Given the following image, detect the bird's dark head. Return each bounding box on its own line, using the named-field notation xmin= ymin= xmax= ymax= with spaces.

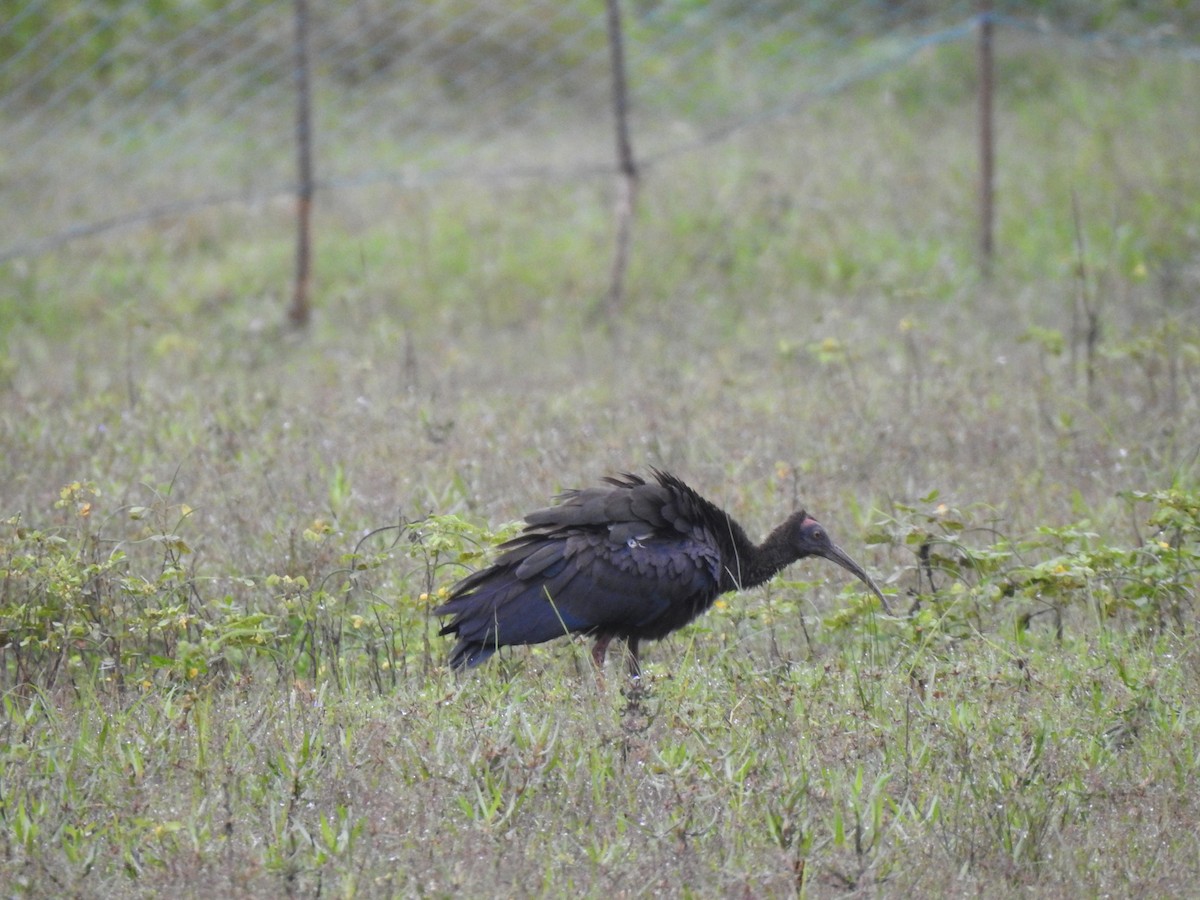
xmin=787 ymin=511 xmax=891 ymax=613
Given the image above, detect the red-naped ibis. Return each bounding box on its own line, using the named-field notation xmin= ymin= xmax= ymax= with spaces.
xmin=436 ymin=469 xmax=888 ymax=675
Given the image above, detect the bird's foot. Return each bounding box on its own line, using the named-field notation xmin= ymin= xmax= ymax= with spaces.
xmin=620 ymin=673 xmax=651 ymax=707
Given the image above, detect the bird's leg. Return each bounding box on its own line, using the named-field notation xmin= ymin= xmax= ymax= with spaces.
xmin=591 ymin=634 xmax=614 ymax=670
xmin=626 ymin=638 xmax=642 ymax=680
xmin=620 ymin=638 xmax=648 ymax=708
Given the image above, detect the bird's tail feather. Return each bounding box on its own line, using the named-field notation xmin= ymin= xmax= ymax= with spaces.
xmin=449 ymin=640 xmax=497 ymax=669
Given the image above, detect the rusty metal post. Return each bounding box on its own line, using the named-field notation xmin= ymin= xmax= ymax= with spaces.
xmin=978 ymin=0 xmax=995 ymax=274
xmin=289 ymin=0 xmax=314 ymax=327
xmin=604 ymin=0 xmax=638 ymax=321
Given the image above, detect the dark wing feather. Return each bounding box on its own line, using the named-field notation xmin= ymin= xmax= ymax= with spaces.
xmin=629 ymin=484 xmax=669 ymax=527
xmin=435 ymin=470 xmax=726 ymax=667
xmin=572 ymin=531 xmax=722 ymax=638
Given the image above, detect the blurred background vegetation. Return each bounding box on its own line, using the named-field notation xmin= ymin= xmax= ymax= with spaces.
xmin=4 ymin=0 xmax=1199 ymax=101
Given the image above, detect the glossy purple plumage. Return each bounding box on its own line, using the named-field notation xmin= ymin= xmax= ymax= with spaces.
xmin=435 ymin=469 xmax=887 ymax=673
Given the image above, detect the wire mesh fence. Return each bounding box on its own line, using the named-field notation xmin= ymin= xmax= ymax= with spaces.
xmin=2 ymin=1 xmax=1198 ymax=303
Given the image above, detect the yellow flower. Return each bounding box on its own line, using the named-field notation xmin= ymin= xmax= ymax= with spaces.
xmin=819 ymin=336 xmax=844 ymax=356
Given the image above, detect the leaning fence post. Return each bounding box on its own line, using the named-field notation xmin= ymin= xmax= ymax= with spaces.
xmin=603 ymin=0 xmax=638 ymax=322
xmin=978 ymin=0 xmax=995 ymax=274
xmin=289 ymin=0 xmax=314 ymax=327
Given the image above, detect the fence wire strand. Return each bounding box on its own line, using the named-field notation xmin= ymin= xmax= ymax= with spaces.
xmin=1 ymin=0 xmax=1198 ymax=264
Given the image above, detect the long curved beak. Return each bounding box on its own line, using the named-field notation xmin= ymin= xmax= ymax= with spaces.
xmin=822 ymin=544 xmax=891 ymax=613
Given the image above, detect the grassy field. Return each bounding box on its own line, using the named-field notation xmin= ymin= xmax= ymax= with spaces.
xmin=2 ymin=37 xmax=1200 ymax=897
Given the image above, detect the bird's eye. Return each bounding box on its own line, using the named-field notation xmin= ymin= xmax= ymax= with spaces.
xmin=811 ymin=529 xmax=824 ymax=541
